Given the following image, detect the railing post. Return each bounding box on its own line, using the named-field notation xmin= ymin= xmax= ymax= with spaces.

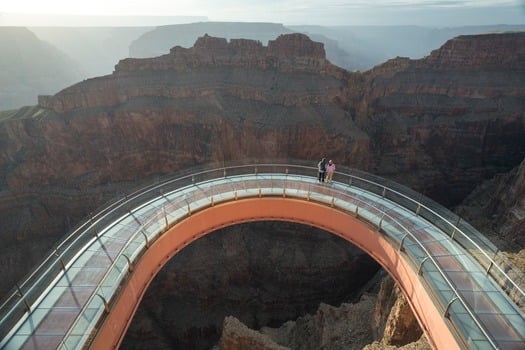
xmin=486 ymin=261 xmax=494 ymax=275
xmin=54 ymin=250 xmax=66 ymax=271
xmin=378 ymin=213 xmax=385 ymax=231
xmin=418 ymin=256 xmax=430 ymax=275
xmin=382 ymin=187 xmax=386 ymax=198
xmin=91 ymin=216 xmax=99 ymax=237
xmin=163 ymin=207 xmax=169 ymax=228
xmin=122 ymin=254 xmax=134 ymax=273
xmin=15 ymin=284 xmax=31 ymax=313
xmin=399 ymin=233 xmax=408 ymax=252
xmin=451 ymin=216 xmax=461 ymax=239
xmin=141 ymin=231 xmax=150 ymax=248
xmin=95 ymin=293 xmax=110 ymax=313
xmin=191 ymin=175 xmax=195 ymax=184
xmin=450 ymin=227 xmax=457 ymax=240
xmin=486 ymin=250 xmax=499 ymax=275
xmin=444 ymin=297 xmax=459 ymax=318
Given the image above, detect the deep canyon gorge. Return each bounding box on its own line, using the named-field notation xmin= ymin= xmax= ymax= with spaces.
xmin=0 ymin=31 xmax=524 ymax=349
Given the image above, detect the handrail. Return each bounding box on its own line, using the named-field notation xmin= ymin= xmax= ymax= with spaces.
xmin=345 ymin=170 xmax=525 ymax=304
xmin=57 ymin=171 xmax=499 ymax=349
xmin=0 ymin=162 xmax=522 ymax=348
xmin=59 ymin=213 xmax=164 ymax=348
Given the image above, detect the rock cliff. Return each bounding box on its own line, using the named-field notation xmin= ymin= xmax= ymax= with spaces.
xmin=456 ymin=156 xmax=525 ymax=273
xmin=213 ymin=275 xmax=430 ymax=350
xmin=0 ymin=31 xmax=524 ymax=349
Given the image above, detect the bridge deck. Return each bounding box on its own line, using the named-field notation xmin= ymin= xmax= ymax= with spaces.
xmin=1 ymin=170 xmax=524 ymax=349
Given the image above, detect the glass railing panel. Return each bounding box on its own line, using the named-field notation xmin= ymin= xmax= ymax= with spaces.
xmin=97 ymin=259 xmax=128 ymax=300
xmin=141 ymin=217 xmax=168 ymax=236
xmin=58 ymin=335 xmax=83 ymax=350
xmin=400 ymin=240 xmax=427 ymax=265
xmin=10 ymin=308 xmax=48 ymax=336
xmin=416 ymin=207 xmax=455 ymax=237
xmin=450 ymin=234 xmax=491 ymax=271
xmin=18 ymin=265 xmax=63 ymax=307
xmin=350 ymin=177 xmax=384 ymax=197
xmin=121 ymin=239 xmax=146 ymax=260
xmin=0 ymin=301 xmax=26 ymax=341
xmin=503 ymin=314 xmax=525 ymax=338
xmin=446 ymin=302 xmax=490 ymax=347
xmin=383 ymin=190 xmax=419 ymax=213
xmin=60 ymin=295 xmax=105 ymax=350
xmin=377 ymin=217 xmax=407 ymax=242
xmin=457 ymin=223 xmax=498 ymax=255
xmin=420 ymin=268 xmax=456 ymax=307
xmin=132 ymin=195 xmax=170 ymax=214
xmin=486 ymin=261 xmax=525 ymax=309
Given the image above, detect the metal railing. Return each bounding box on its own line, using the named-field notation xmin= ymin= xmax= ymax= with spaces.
xmin=0 ymin=162 xmax=523 ymax=349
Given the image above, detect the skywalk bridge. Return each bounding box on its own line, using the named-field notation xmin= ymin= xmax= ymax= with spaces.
xmin=0 ymin=163 xmax=523 ymax=349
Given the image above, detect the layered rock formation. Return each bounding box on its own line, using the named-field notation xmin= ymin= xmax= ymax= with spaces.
xmin=456 ymin=156 xmax=525 ymax=271
xmin=0 ymin=31 xmax=524 ymax=348
xmin=213 ymin=275 xmax=430 ymax=350
xmin=354 ymin=32 xmax=525 ymax=204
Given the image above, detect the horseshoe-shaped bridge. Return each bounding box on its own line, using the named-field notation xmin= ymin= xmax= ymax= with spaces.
xmin=0 ymin=164 xmax=523 ymax=349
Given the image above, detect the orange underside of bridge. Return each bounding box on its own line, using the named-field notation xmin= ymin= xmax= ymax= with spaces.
xmin=90 ymin=197 xmax=460 ymax=350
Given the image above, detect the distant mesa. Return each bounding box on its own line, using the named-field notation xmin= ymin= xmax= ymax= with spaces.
xmin=38 ymin=33 xmax=343 ymax=114
xmin=118 ymin=33 xmax=327 ymax=71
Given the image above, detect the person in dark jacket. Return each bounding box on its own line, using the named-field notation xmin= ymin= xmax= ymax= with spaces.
xmin=318 ymin=157 xmax=327 ymax=182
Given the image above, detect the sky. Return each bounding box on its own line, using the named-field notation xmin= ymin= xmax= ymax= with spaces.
xmin=1 ymin=0 xmax=524 ymax=26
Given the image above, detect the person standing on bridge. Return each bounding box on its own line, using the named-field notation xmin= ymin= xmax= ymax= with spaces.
xmin=325 ymin=159 xmax=336 ymax=183
xmin=318 ymin=157 xmax=327 ymax=182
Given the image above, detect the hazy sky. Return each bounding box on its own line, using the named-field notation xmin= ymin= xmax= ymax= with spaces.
xmin=1 ymin=0 xmax=524 ymax=26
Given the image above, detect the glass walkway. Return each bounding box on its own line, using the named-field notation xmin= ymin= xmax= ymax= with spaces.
xmin=0 ymin=164 xmax=523 ymax=349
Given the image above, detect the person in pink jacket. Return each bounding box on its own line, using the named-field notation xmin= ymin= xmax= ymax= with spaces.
xmin=325 ymin=159 xmax=336 ymax=183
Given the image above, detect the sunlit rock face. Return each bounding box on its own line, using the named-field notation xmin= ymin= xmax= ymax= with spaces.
xmin=0 ymin=31 xmax=523 ymax=347
xmin=210 ymin=274 xmax=430 ymax=350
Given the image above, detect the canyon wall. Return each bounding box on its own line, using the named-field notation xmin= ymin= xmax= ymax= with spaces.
xmin=0 ymin=31 xmax=524 ymax=348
